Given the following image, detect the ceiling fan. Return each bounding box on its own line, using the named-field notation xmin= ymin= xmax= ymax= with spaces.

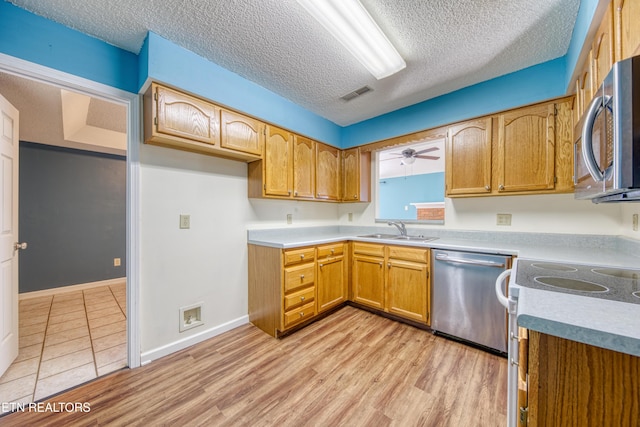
xmin=384 ymin=147 xmax=440 ymax=165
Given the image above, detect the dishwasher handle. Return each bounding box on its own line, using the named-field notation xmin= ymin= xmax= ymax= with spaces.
xmin=495 ymin=269 xmax=512 ymax=309
xmin=435 ymin=253 xmax=505 ymax=268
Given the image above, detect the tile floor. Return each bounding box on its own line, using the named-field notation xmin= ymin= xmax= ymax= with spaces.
xmin=0 ymin=283 xmax=127 ymax=408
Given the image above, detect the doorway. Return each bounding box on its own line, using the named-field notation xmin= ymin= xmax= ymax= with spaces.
xmin=0 ymin=55 xmax=140 ymax=406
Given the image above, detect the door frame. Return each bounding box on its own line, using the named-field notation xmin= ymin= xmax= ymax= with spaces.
xmin=0 ymin=52 xmax=141 ymax=369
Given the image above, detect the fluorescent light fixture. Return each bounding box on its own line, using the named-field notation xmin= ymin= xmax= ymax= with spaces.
xmin=297 ymin=0 xmax=406 ymax=79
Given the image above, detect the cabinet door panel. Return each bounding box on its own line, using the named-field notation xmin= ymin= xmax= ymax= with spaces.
xmin=317 ymin=256 xmax=346 ymax=313
xmin=593 ymin=2 xmax=615 ymax=89
xmin=616 ymin=0 xmax=640 ymax=60
xmin=220 ymin=109 xmax=265 ymax=155
xmin=156 ymin=85 xmax=219 ymax=144
xmin=387 ymin=259 xmax=428 ymax=323
xmin=342 ymin=148 xmax=360 ymax=201
xmin=446 ymin=118 xmax=492 ymax=195
xmin=316 ymin=143 xmax=340 ymax=200
xmin=293 ymin=136 xmax=315 ymax=199
xmin=352 ymin=255 xmax=385 ymax=310
xmin=264 ymin=125 xmax=293 ymax=197
xmin=497 ymin=103 xmax=555 ymax=192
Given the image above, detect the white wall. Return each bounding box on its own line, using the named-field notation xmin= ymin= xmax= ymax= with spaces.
xmin=621 ymin=203 xmax=640 ymax=239
xmin=339 ymin=159 xmax=627 ymax=236
xmin=139 ymin=144 xmax=338 ymax=357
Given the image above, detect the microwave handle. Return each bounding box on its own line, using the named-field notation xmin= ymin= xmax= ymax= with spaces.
xmin=581 ymin=95 xmax=607 ymax=182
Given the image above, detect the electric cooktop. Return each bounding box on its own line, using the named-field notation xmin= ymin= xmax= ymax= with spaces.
xmin=515 ymin=259 xmax=640 ymax=304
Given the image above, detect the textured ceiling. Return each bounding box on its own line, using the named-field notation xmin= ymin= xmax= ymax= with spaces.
xmin=9 ymin=0 xmax=580 ymax=126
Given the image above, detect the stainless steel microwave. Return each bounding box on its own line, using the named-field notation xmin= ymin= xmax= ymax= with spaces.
xmin=574 ymin=55 xmax=640 ymax=203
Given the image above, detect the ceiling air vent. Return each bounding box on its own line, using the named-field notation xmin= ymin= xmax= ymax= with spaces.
xmin=340 ymin=85 xmax=373 ymax=102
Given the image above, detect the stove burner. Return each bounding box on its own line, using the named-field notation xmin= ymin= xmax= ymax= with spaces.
xmin=534 ymin=276 xmax=609 ymax=293
xmin=531 ymin=263 xmax=578 ymax=272
xmin=591 ymin=268 xmax=640 ymax=280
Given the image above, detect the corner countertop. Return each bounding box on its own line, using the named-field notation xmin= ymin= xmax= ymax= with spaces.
xmin=248 ymin=225 xmax=640 ymax=356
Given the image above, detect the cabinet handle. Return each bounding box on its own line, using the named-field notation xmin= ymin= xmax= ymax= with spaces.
xmin=379 ymin=262 xmax=383 ymax=267
xmin=300 ymin=274 xmax=305 ymax=279
xmin=330 ymin=249 xmax=335 ymax=254
xmin=499 ymin=184 xmax=505 ymax=191
xmin=485 ymin=185 xmax=490 ymax=191
xmin=301 ymin=296 xmax=305 ymax=301
xmin=387 ymin=262 xmax=391 ymax=268
xmin=288 ymin=190 xmax=291 ymax=195
xmin=319 ymin=264 xmax=324 ymax=268
xmin=300 ymin=254 xmax=305 ymax=259
xmin=300 ymin=312 xmax=304 ymax=317
xmin=294 ymin=191 xmax=298 ymax=196
xmin=353 ymin=195 xmax=357 ymax=199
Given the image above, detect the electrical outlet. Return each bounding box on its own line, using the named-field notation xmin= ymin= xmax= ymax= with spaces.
xmin=633 ymin=214 xmax=638 ymax=231
xmin=287 ymin=213 xmax=292 ymax=224
xmin=496 ymin=213 xmax=512 ymax=226
xmin=179 ymin=303 xmax=204 ymax=332
xmin=179 ymin=214 xmax=190 ymax=229
xmin=348 ymin=212 xmax=353 ymax=222
xmin=113 ymin=258 xmax=121 ymax=267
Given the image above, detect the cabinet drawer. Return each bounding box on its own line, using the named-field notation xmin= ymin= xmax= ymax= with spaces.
xmin=317 ymin=243 xmax=344 ymax=259
xmin=388 ymin=246 xmax=429 ymax=264
xmin=284 ymin=301 xmax=316 ymax=329
xmin=284 ymin=248 xmax=315 ymax=266
xmin=352 ymin=242 xmax=385 ymax=257
xmin=284 ymin=263 xmax=315 ymax=293
xmin=284 ymin=287 xmax=315 ymax=311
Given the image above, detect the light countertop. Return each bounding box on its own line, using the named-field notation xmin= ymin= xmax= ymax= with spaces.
xmin=248 ymin=225 xmax=640 ymax=356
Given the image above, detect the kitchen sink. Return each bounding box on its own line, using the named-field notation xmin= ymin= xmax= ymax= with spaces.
xmin=357 ymin=233 xmax=399 ymax=239
xmin=357 ymin=234 xmax=438 ymax=242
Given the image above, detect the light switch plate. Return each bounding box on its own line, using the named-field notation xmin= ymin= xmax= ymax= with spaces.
xmin=179 ymin=214 xmax=190 ymax=229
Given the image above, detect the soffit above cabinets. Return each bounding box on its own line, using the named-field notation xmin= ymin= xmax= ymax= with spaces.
xmin=9 ymin=0 xmax=579 ymax=126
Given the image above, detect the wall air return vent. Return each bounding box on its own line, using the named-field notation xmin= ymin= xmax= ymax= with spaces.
xmin=340 ymin=86 xmax=373 ymax=102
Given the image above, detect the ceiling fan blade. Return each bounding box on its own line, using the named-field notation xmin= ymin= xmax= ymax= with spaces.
xmin=381 ymin=155 xmax=404 ymax=161
xmin=414 ymin=147 xmax=439 ymax=154
xmin=415 ymin=155 xmax=440 ymax=160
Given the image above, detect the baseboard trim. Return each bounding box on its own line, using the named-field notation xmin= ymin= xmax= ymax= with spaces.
xmin=140 ymin=315 xmax=250 ymax=365
xmin=19 ymin=278 xmax=127 ymax=300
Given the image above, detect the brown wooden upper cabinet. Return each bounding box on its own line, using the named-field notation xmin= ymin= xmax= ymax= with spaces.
xmin=220 ymin=109 xmax=265 ymax=156
xmin=342 ymin=147 xmax=371 ymax=203
xmin=293 ymin=135 xmax=316 ymax=199
xmin=263 ymin=125 xmax=293 ymax=197
xmin=446 ymin=98 xmax=573 ymax=198
xmin=315 ymin=142 xmax=341 ymax=201
xmin=615 ymin=0 xmax=640 ymax=61
xmin=149 ymin=83 xmax=219 ymax=145
xmin=496 ymin=102 xmax=556 ymax=193
xmin=445 ymin=117 xmax=492 ymax=195
xmin=592 ymin=2 xmax=615 ymax=91
xmin=144 ymin=83 xmax=261 ymax=162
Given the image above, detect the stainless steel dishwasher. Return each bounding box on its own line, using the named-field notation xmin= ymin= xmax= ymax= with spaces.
xmin=431 ymin=249 xmax=509 ymax=353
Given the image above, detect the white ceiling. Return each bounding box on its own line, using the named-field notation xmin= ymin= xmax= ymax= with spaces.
xmin=8 ymin=0 xmax=580 ymax=126
xmin=0 ymin=72 xmax=127 ymax=155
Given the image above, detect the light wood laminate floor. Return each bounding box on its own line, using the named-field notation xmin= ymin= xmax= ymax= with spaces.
xmin=1 ymin=306 xmax=507 ymax=426
xmin=0 ymin=283 xmax=127 ymax=408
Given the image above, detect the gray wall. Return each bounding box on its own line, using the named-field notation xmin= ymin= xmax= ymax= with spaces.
xmin=19 ymin=141 xmax=126 ymax=293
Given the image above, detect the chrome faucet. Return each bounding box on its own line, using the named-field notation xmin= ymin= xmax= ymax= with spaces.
xmin=387 ymin=221 xmax=407 ymax=236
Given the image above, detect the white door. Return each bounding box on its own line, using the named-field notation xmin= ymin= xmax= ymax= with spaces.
xmin=0 ymin=93 xmax=19 ymax=377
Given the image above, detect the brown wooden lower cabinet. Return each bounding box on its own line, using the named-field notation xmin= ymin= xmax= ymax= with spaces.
xmin=248 ymin=241 xmax=431 ymax=337
xmin=526 ymin=330 xmax=640 ymax=427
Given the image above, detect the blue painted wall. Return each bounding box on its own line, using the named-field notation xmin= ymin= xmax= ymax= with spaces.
xmin=379 ymin=172 xmax=445 ymax=220
xmin=142 ymin=32 xmax=342 ymax=147
xmin=0 ymin=2 xmax=138 ymax=93
xmin=342 ymin=57 xmax=567 ymax=148
xmin=19 ymin=142 xmax=127 ymax=293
